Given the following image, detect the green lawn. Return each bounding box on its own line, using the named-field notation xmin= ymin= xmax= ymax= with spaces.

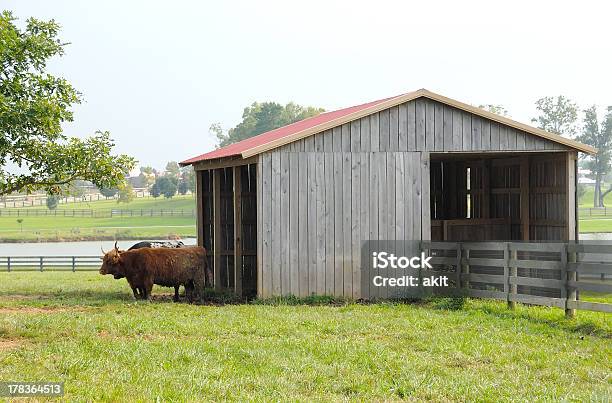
xmin=0 ymin=273 xmax=610 ymax=401
xmin=0 ymin=196 xmax=196 ymax=242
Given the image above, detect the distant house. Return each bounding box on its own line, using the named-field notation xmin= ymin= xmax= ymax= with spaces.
xmin=577 ymin=168 xmax=596 ymax=185
xmin=181 ymin=89 xmax=595 ymax=299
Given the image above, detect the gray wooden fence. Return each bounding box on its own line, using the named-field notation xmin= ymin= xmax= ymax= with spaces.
xmin=0 ymin=209 xmax=195 ymax=218
xmin=422 ymin=241 xmax=612 ymax=316
xmin=0 ymin=256 xmax=101 ymax=272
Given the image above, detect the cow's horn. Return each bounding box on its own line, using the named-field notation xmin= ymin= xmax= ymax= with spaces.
xmin=114 ymin=241 xmax=118 ymax=250
xmin=101 ymin=246 xmax=106 ymax=255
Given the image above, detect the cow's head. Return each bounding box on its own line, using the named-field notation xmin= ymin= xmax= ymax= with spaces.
xmin=99 ymin=242 xmax=124 ymax=279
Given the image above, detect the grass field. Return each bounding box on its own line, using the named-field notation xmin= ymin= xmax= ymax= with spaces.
xmin=0 ymin=195 xmax=196 ymax=242
xmin=0 ymin=273 xmax=610 ymax=401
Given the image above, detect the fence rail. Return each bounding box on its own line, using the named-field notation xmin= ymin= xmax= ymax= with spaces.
xmin=0 ymin=256 xmax=101 ymax=272
xmin=579 ymin=207 xmax=612 ymax=217
xmin=421 ymin=241 xmax=612 ymax=316
xmin=0 ymin=209 xmax=195 ymax=218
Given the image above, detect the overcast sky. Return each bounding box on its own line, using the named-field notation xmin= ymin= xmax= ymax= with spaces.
xmin=4 ymin=0 xmax=611 ymax=170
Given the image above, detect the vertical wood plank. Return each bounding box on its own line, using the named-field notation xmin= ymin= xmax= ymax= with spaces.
xmin=260 ymin=158 xmax=272 ymax=297
xmin=213 ymin=168 xmax=222 ymax=291
xmin=351 ymin=153 xmax=361 ymax=298
xmin=370 ymin=113 xmax=380 ymax=152
xmin=520 ymin=157 xmax=530 ymax=240
xmin=499 ymin=125 xmax=508 ymax=150
xmin=407 ymin=100 xmax=416 ymax=151
xmin=289 ymin=152 xmax=299 ymax=296
xmin=298 ymin=153 xmax=309 ymax=296
xmin=379 ymin=109 xmax=390 ymax=151
xmin=443 ymin=105 xmax=453 ymax=150
xmin=279 ymin=153 xmax=290 ymax=295
xmin=359 ymin=152 xmax=370 ymax=299
xmin=271 ymin=153 xmax=281 ymax=295
xmin=343 ymin=152 xmax=352 ymax=298
xmin=323 ymin=129 xmax=333 ymax=152
xmin=360 ymin=116 xmax=371 ymax=151
xmin=256 ymin=159 xmax=263 ymax=297
xmin=350 ymin=119 xmax=361 ymax=152
xmin=567 ymin=152 xmax=577 ymax=240
xmin=434 ymin=102 xmax=444 ymax=151
xmin=490 ymin=122 xmax=500 ymax=150
xmin=341 ymin=123 xmax=351 ymax=152
xmin=389 ymin=106 xmax=399 ymax=151
xmin=324 ymin=153 xmax=335 ymax=295
xmin=398 ymin=103 xmax=408 ymax=151
xmin=471 ymin=116 xmax=482 ymax=150
xmin=368 ymin=153 xmax=380 ymax=299
xmin=425 ymin=100 xmax=435 ymax=151
xmin=333 ymin=153 xmax=344 ymax=296
xmin=416 ymin=98 xmax=426 ymax=150
xmin=481 ymin=120 xmax=491 ymax=149
xmin=233 ymin=167 xmax=243 ymax=297
xmin=378 ymin=153 xmax=388 ymax=299
xmin=195 ymin=170 xmax=205 ymax=247
xmin=462 ymin=112 xmax=472 ymax=151
xmin=316 ymin=153 xmax=326 ymax=295
xmin=308 ymin=153 xmax=317 ymax=295
xmin=421 ymin=152 xmax=431 ymax=240
xmin=452 ymin=109 xmax=462 ymax=151
xmin=332 ymin=126 xmax=342 ymax=152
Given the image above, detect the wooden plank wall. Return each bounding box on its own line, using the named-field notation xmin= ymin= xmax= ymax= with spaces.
xmin=258 ymin=150 xmax=424 ymax=298
xmin=275 ymin=99 xmax=569 ymax=154
xmin=255 ymin=98 xmax=573 ymax=299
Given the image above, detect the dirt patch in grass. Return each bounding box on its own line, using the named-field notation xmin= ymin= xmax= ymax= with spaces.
xmin=0 ymin=338 xmax=27 ymax=351
xmin=0 ymin=306 xmax=84 ymax=314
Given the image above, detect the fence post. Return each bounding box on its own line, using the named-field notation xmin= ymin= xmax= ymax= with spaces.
xmin=7 ymin=256 xmax=11 ymax=273
xmin=507 ymin=243 xmax=516 ymax=309
xmin=566 ymin=245 xmax=577 ymax=318
xmin=39 ymin=257 xmax=43 ymax=272
xmin=72 ymin=256 xmax=76 ymax=272
xmin=456 ymin=243 xmax=462 ymax=294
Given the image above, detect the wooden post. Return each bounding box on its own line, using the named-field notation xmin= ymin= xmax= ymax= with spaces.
xmin=233 ymin=166 xmax=243 ymax=297
xmin=520 ymin=157 xmax=530 ymax=240
xmin=213 ymin=169 xmax=222 ymax=291
xmin=195 ymin=171 xmax=205 ymax=248
xmin=508 ymin=244 xmax=516 ymax=309
xmin=566 ymin=248 xmax=577 ymax=318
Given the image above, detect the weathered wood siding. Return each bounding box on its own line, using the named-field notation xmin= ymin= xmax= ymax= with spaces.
xmin=258 ymin=150 xmax=427 ymax=298
xmin=276 ymin=99 xmax=569 ymax=154
xmin=255 ymin=97 xmax=572 ymax=298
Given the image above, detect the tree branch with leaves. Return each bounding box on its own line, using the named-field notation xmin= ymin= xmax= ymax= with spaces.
xmin=0 ymin=10 xmax=134 ymax=196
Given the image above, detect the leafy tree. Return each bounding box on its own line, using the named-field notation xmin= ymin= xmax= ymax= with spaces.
xmin=178 ymin=180 xmax=188 ymax=195
xmin=213 ymin=102 xmax=324 ymax=147
xmin=99 ymin=187 xmax=117 ymax=198
xmin=150 ymin=182 xmax=161 ymax=198
xmin=138 ymin=166 xmax=156 ymax=189
xmin=180 ymin=166 xmax=195 ymax=193
xmin=165 ymin=161 xmax=180 ymax=178
xmin=117 ymin=184 xmax=135 ymax=204
xmin=46 ymin=194 xmax=60 ymax=210
xmin=576 ymin=106 xmax=612 ymax=207
xmin=478 ymin=104 xmax=509 ymax=117
xmin=0 ymin=11 xmax=135 ymax=196
xmin=154 ymin=176 xmax=177 ymax=199
xmin=16 ymin=218 xmax=23 ymax=232
xmin=531 ymin=96 xmax=578 ymax=136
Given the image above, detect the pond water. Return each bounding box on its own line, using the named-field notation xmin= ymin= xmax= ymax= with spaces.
xmin=0 ymin=239 xmax=196 ymax=256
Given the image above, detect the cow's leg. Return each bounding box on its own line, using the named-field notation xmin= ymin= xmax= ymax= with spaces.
xmin=131 ymin=287 xmax=140 ymax=299
xmin=185 ymin=282 xmax=194 ymax=303
xmin=143 ymin=279 xmax=154 ymax=300
xmin=173 ymin=286 xmax=180 ymax=302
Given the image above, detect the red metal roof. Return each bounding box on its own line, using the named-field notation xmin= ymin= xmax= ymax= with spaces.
xmin=180 ymin=94 xmax=402 ymax=165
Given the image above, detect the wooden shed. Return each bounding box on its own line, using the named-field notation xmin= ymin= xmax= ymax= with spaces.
xmin=180 ymin=89 xmax=595 ymax=299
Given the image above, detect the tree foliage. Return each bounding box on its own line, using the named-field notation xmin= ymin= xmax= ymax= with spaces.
xmin=531 ymin=96 xmax=578 ymax=136
xmin=576 ymin=106 xmax=612 ymax=207
xmin=154 ymin=176 xmax=177 ymax=199
xmin=213 ymin=102 xmax=324 ymax=147
xmin=0 ymin=11 xmax=135 ymax=195
xmin=150 ymin=182 xmax=161 ymax=198
xmin=180 ymin=166 xmax=195 ymax=193
xmin=117 ymin=184 xmax=135 ymax=204
xmin=99 ymin=187 xmax=117 ymax=198
xmin=478 ymin=104 xmax=509 ymax=117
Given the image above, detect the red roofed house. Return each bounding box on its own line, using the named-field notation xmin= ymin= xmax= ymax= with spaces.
xmin=181 ymin=89 xmax=595 ymax=299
